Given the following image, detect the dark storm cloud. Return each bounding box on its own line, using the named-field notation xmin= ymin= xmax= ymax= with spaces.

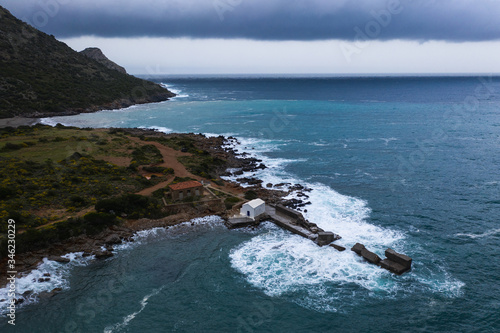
xmin=3 ymin=0 xmax=500 ymax=42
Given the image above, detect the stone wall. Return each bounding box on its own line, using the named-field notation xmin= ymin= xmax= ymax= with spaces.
xmin=275 ymin=204 xmax=304 ymax=220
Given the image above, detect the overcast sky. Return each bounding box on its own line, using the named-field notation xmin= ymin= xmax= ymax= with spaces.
xmin=3 ymin=0 xmax=500 ymax=74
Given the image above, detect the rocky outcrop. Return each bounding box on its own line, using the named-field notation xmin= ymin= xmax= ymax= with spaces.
xmin=94 ymin=251 xmax=114 ymax=259
xmin=0 ymin=6 xmax=175 ymax=118
xmin=47 ymin=256 xmax=70 ymax=263
xmin=352 ymin=243 xmax=381 ymax=264
xmin=104 ymin=234 xmax=122 ymax=246
xmin=80 ymin=47 xmax=127 ymax=74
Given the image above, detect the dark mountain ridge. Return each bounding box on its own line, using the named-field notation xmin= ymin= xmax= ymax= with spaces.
xmin=80 ymin=47 xmax=127 ymax=74
xmin=0 ymin=6 xmax=175 ymax=118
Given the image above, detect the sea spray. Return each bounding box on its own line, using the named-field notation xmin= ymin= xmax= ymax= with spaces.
xmin=0 ymin=216 xmax=225 ymax=315
xmin=226 ymin=135 xmax=464 ymax=312
xmin=0 ymin=253 xmax=94 ymax=315
xmin=103 ymin=285 xmax=166 ymax=333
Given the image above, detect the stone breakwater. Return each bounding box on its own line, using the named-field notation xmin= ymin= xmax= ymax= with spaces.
xmin=351 ymin=243 xmax=412 ymax=275
xmin=227 ymin=204 xmax=412 ymax=275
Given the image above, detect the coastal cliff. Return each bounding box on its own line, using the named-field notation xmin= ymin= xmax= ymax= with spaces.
xmin=80 ymin=47 xmax=127 ymax=74
xmin=0 ymin=6 xmax=175 ymax=118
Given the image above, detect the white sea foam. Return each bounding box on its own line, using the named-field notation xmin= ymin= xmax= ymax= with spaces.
xmin=39 ymin=117 xmax=67 ymax=127
xmin=113 ymin=216 xmax=225 ymax=252
xmin=226 ymin=135 xmax=464 ymax=312
xmin=0 ymin=216 xmax=223 ymax=315
xmin=0 ymin=253 xmax=94 ymax=315
xmin=380 ymin=137 xmax=398 ymax=145
xmin=138 ymin=125 xmax=173 ymax=134
xmin=103 ymin=285 xmax=165 ymax=333
xmin=309 ymin=140 xmax=331 ymax=147
xmin=160 ymin=82 xmax=189 ymax=98
xmin=455 ymin=228 xmax=500 ymax=239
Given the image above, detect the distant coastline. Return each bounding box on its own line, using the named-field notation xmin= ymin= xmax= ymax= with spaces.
xmin=0 ymin=117 xmax=40 ymax=128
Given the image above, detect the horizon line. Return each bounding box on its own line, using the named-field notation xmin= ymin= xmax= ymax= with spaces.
xmin=134 ymin=72 xmax=500 ymax=77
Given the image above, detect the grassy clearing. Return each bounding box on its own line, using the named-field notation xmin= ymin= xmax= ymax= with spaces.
xmin=0 ymin=125 xmax=169 ymax=236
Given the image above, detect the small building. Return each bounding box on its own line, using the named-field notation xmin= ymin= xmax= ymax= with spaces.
xmin=169 ymin=180 xmax=204 ymax=201
xmin=240 ymin=199 xmax=266 ymax=219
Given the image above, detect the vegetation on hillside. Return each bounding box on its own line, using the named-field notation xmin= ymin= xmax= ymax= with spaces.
xmin=138 ymin=135 xmax=227 ymax=180
xmin=0 ymin=125 xmax=173 ymax=256
xmin=0 ymin=6 xmax=175 ymax=118
xmin=0 ymin=125 xmax=235 ymax=258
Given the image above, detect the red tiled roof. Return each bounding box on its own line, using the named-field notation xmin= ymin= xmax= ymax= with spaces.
xmin=169 ymin=180 xmax=203 ymax=191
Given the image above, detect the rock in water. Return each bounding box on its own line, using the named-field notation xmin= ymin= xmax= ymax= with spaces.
xmin=95 ymin=251 xmax=114 ymax=259
xmin=47 ymin=256 xmax=70 ymax=263
xmin=104 ymin=234 xmax=122 ymax=246
xmin=351 ymin=243 xmax=366 ymax=255
xmin=330 ymin=244 xmax=346 ymax=252
xmin=385 ymin=248 xmax=412 ymax=270
xmin=379 ymin=249 xmax=412 ymax=274
xmin=380 ymin=259 xmax=409 ymax=275
xmin=360 ymin=248 xmax=381 ymax=264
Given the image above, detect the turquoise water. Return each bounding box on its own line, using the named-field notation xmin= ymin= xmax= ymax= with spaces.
xmin=2 ymin=76 xmax=500 ymax=332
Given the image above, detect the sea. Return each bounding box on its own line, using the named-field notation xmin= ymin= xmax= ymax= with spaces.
xmin=1 ymin=75 xmax=500 ymax=332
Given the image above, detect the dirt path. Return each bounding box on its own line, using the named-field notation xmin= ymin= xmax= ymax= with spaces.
xmin=129 ymin=137 xmax=205 ymax=196
xmin=136 ymin=176 xmax=175 ymax=196
xmin=128 ymin=136 xmax=195 ymax=179
xmin=130 ymin=137 xmax=247 ymax=198
xmin=29 ymin=136 xmax=248 ymax=232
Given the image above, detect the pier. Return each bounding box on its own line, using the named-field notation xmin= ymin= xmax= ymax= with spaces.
xmin=227 ymin=203 xmax=341 ymax=247
xmin=226 ymin=201 xmax=412 ymax=275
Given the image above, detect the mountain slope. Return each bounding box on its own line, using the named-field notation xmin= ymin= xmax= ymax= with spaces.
xmin=80 ymin=47 xmax=127 ymax=74
xmin=0 ymin=6 xmax=175 ymax=118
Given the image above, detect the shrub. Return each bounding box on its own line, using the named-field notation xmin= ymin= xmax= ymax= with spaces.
xmin=152 ymin=188 xmax=169 ymax=198
xmin=244 ymin=190 xmax=258 ymax=200
xmin=83 ymin=212 xmax=117 ymax=234
xmin=95 ymin=194 xmax=162 ymax=219
xmin=131 ymin=145 xmax=163 ymax=166
xmin=1 ymin=142 xmax=24 ymax=151
xmin=0 ymin=186 xmax=15 ymax=200
xmin=224 ymin=196 xmax=240 ymax=209
xmin=69 ymin=195 xmax=87 ymax=207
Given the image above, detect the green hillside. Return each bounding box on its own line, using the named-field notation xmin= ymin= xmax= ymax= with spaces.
xmin=0 ymin=6 xmax=175 ymax=118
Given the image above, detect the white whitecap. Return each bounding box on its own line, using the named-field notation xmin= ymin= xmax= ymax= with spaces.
xmin=103 ymin=286 xmax=165 ymax=333
xmin=138 ymin=126 xmax=173 ymax=134
xmin=0 ymin=253 xmax=94 ymax=315
xmin=225 ymin=135 xmax=464 ymax=312
xmin=160 ymin=82 xmax=189 ymax=99
xmin=456 ymin=228 xmax=500 ymax=239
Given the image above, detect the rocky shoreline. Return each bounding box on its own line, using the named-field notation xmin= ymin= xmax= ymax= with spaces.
xmin=0 ymin=129 xmax=313 ymax=295
xmin=4 ymin=92 xmax=175 ymax=120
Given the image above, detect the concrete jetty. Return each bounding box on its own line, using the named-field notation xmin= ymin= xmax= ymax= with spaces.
xmin=263 ymin=205 xmax=317 ymax=240
xmin=227 ymin=203 xmax=341 ymax=246
xmin=226 ymin=201 xmax=412 ymax=275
